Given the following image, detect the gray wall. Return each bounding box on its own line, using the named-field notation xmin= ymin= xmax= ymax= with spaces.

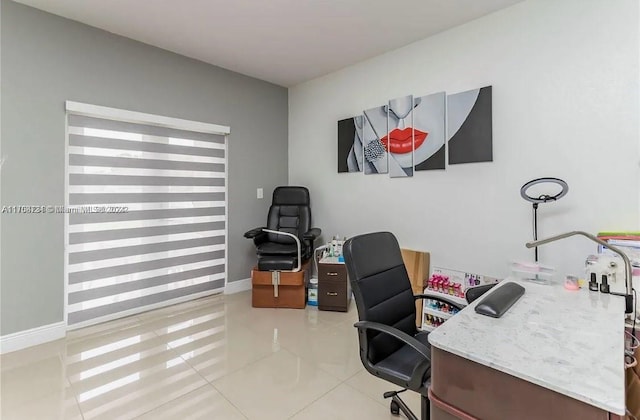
xmin=0 ymin=0 xmax=288 ymax=335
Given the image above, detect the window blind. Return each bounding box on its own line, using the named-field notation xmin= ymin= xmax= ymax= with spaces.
xmin=65 ymin=103 xmax=228 ymax=328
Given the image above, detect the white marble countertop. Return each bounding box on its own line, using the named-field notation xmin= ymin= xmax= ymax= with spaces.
xmin=428 ymin=278 xmax=626 ymax=415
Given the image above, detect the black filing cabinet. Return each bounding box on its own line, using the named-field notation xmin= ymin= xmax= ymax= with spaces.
xmin=318 ymin=261 xmax=351 ymax=312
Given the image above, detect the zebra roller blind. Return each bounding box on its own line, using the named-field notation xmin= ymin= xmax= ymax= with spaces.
xmin=65 ymin=102 xmax=229 ymax=328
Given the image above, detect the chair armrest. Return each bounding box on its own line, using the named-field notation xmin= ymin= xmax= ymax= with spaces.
xmin=354 ymin=321 xmax=430 ymax=360
xmin=303 ymin=227 xmax=321 ymax=241
xmin=244 ymin=227 xmax=266 ymax=239
xmin=414 ymin=293 xmax=465 ymax=311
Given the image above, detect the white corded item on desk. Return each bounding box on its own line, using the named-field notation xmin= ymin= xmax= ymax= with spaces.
xmin=510 ymin=261 xmax=556 ymax=284
xmin=327 ymin=235 xmax=346 ymax=258
xmin=312 ymin=244 xmax=329 ymax=284
xmin=586 ymin=254 xmax=627 ymax=294
xmin=586 ymin=255 xmax=640 ymax=320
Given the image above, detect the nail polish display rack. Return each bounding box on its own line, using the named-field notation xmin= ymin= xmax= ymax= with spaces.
xmin=421 ymin=266 xmax=500 ymax=332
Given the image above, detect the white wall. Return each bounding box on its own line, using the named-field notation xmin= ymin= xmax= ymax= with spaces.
xmin=289 ymin=0 xmax=640 ymax=280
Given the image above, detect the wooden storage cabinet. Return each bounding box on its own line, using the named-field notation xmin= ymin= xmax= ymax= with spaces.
xmin=251 ymin=260 xmax=309 ymax=309
xmin=318 ymin=261 xmax=351 ymax=312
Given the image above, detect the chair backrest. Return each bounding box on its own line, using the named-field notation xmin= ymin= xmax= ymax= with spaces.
xmin=266 ymin=186 xmax=311 ymax=244
xmin=343 ymin=231 xmax=417 ymax=364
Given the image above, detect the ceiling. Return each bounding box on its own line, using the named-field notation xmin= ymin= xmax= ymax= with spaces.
xmin=15 ymin=0 xmax=524 ymax=87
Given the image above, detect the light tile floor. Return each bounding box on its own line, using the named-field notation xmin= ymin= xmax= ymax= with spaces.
xmin=1 ymin=291 xmax=421 ymax=419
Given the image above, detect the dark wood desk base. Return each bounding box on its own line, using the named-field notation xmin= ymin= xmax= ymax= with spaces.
xmin=430 ymin=347 xmax=623 ymax=420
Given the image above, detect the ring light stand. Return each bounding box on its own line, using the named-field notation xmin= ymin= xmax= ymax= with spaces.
xmin=520 ymin=177 xmax=569 ymax=262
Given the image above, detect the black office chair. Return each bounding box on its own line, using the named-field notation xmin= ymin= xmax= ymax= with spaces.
xmin=343 ymin=231 xmax=466 ymax=420
xmin=244 ymin=186 xmax=321 ymax=272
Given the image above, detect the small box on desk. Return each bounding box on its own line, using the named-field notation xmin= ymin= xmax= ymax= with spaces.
xmin=251 ymin=260 xmax=310 ymax=309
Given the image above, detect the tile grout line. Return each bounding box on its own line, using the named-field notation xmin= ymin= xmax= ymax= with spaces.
xmin=66 ymin=314 xmax=206 ymax=420
xmin=58 ymin=343 xmax=88 ymax=420
xmin=342 ymin=379 xmax=396 ymax=410
xmin=204 ymin=349 xmax=283 ymax=419
xmin=123 ymin=327 xmax=201 ymax=420
xmin=150 ymin=297 xmax=254 ymax=419
xmin=281 ymin=319 xmax=359 ymax=419
xmin=285 ymin=379 xmax=344 ymax=419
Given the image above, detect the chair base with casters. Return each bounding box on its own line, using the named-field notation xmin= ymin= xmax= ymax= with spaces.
xmin=384 ymin=389 xmax=429 ymax=420
xmin=343 ymin=232 xmax=465 ymax=420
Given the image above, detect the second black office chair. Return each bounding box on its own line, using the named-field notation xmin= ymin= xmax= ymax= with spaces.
xmin=343 ymin=231 xmax=466 ymax=420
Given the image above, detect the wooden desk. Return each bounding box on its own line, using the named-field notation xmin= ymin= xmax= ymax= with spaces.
xmin=429 ymin=348 xmax=623 ymax=420
xmin=428 ymin=279 xmax=626 ymax=419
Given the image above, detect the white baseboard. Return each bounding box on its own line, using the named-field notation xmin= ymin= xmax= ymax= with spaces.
xmin=1 ymin=283 xmax=251 ymax=354
xmin=0 ymin=322 xmax=66 ymax=354
xmin=225 ymin=278 xmax=251 ymax=294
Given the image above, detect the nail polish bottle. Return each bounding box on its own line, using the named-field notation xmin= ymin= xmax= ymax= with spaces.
xmin=600 ymin=274 xmax=610 ymax=294
xmin=588 ymin=272 xmax=598 ymax=291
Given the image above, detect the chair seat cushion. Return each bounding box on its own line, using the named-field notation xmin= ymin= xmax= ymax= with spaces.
xmin=258 ymin=256 xmax=298 ymax=271
xmin=374 ymin=331 xmax=430 ymax=384
xmin=257 ymin=242 xmax=301 ymax=256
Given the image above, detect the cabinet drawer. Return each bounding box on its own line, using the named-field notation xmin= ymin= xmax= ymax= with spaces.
xmin=318 ymin=264 xmax=347 ymax=283
xmin=319 ymin=279 xmax=349 ymax=311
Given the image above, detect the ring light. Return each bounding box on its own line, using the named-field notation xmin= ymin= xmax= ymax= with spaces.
xmin=520 ymin=177 xmax=569 ymax=204
xmin=520 ymin=177 xmax=569 ymax=262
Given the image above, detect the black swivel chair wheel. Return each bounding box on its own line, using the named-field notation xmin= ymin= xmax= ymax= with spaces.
xmin=390 ymin=400 xmax=400 ymax=415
